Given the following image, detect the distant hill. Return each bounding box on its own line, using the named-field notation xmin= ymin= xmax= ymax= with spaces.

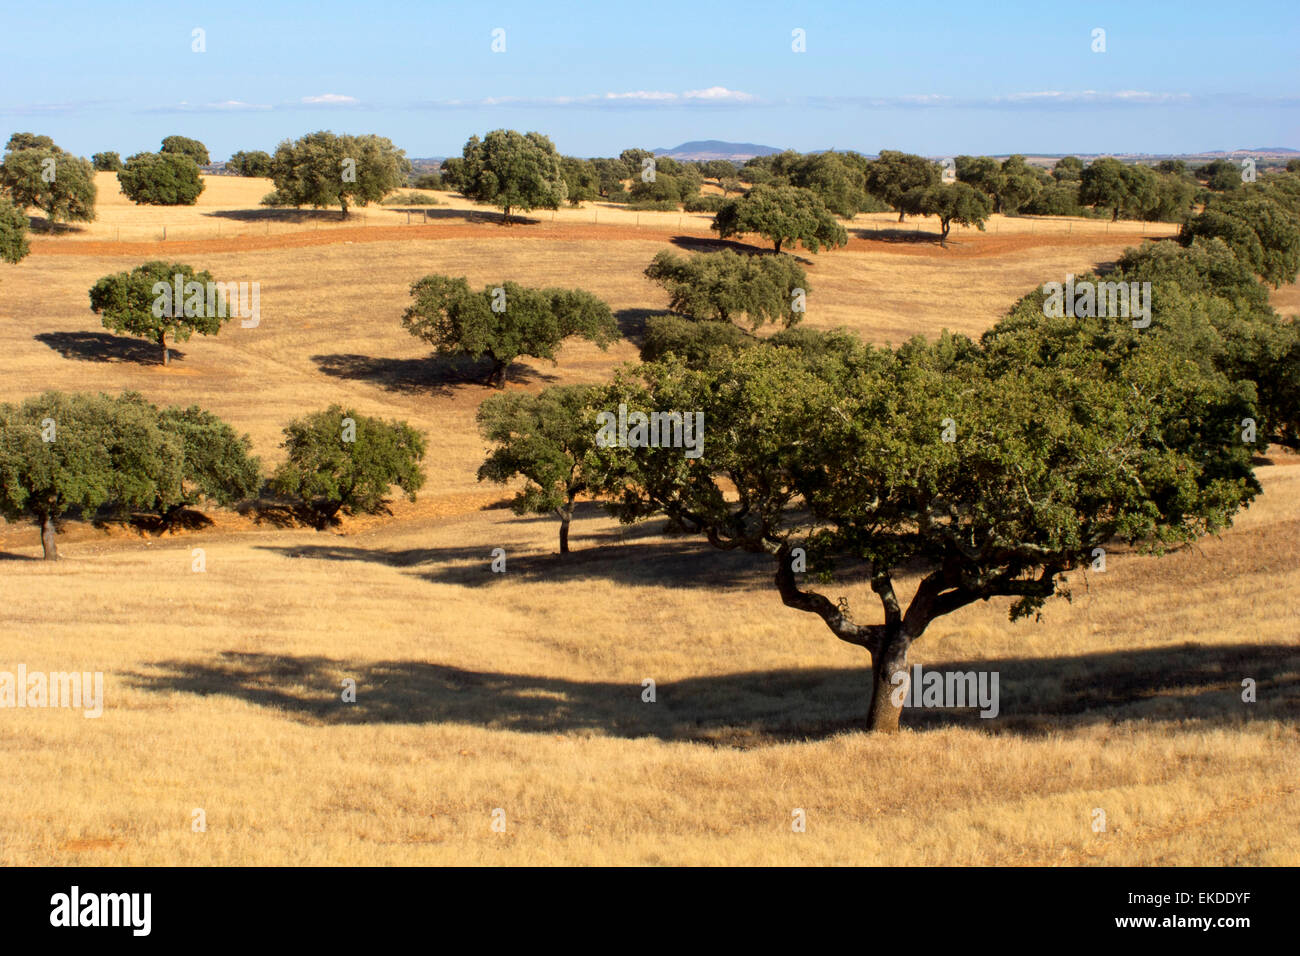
xmin=652 ymin=140 xmax=784 ymax=161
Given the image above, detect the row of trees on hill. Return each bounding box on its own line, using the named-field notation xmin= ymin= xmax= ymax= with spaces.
xmin=0 ymin=393 xmax=427 ymax=558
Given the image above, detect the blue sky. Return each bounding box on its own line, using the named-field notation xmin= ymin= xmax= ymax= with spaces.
xmin=2 ymin=0 xmax=1296 ymax=160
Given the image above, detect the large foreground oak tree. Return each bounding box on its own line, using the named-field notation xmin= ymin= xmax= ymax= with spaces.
xmin=598 ymin=314 xmax=1258 ymax=732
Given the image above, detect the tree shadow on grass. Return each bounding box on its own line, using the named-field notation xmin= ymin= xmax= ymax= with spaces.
xmin=850 ymin=226 xmax=944 ymax=245
xmin=125 ymin=642 xmax=1300 ymax=746
xmin=311 ymin=353 xmax=554 ymax=395
xmin=201 ymin=208 xmax=359 ymax=224
xmin=667 ymin=235 xmax=814 ymax=265
xmin=34 ymin=331 xmax=180 ymax=365
xmin=254 ymin=518 xmax=767 ymax=590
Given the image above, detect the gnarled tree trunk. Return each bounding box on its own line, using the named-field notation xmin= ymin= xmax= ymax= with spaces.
xmin=866 ymin=628 xmax=912 ymax=733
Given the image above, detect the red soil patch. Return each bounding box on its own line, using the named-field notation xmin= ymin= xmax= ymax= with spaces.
xmin=27 ymin=221 xmax=1165 ymax=259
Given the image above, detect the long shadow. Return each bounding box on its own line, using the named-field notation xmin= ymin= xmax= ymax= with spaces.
xmin=311 ymin=353 xmax=553 ymax=394
xmin=255 ymin=523 xmax=767 ymax=590
xmin=35 ymin=331 xmax=181 ymax=365
xmin=851 ymin=226 xmax=943 ymax=245
xmin=667 ymin=236 xmax=814 ymax=264
xmin=125 ymin=642 xmax=1300 ymax=745
xmin=202 ymin=208 xmax=353 ymax=224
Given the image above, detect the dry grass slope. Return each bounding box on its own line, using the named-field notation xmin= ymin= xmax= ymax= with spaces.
xmin=0 ymin=176 xmax=1295 ymax=865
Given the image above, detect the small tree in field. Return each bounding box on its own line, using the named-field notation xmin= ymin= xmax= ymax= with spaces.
xmin=226 ymin=150 xmax=273 ymax=177
xmin=91 ymin=151 xmax=123 ymax=171
xmin=117 ymin=151 xmax=205 ymax=205
xmin=477 ymin=385 xmax=609 ymax=554
xmin=0 ymin=145 xmax=96 ymax=230
xmin=402 ymin=275 xmax=619 ymax=388
xmin=458 ymin=129 xmax=568 ymax=224
xmin=271 ymin=406 xmax=426 ymax=528
xmin=0 ymin=198 xmax=30 ymax=265
xmin=269 ymin=131 xmax=409 ymax=219
xmin=915 ymin=182 xmax=993 ymax=241
xmin=711 ymin=184 xmax=847 ymax=253
xmin=88 ymin=261 xmax=229 ymax=365
xmin=155 ymin=405 xmax=262 ymax=527
xmin=865 ymin=150 xmax=940 ymax=221
xmin=644 ymin=249 xmax=809 ymax=328
xmin=161 ymin=135 xmax=210 ymax=167
xmin=0 ymin=392 xmax=183 ymax=560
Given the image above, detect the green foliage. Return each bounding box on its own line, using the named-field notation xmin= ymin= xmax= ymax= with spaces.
xmin=402 ymin=275 xmax=619 ymax=387
xmin=559 ymin=156 xmax=599 ymax=205
xmin=866 ymin=150 xmax=940 ymax=220
xmin=88 ymin=260 xmax=228 ymax=364
xmin=271 ymin=406 xmax=426 ymax=527
xmin=1195 ymin=159 xmax=1246 ymax=192
xmin=1180 ymin=190 xmax=1300 ymax=287
xmin=0 ymin=198 xmax=30 ymax=265
xmin=227 ymin=150 xmax=273 ymax=177
xmin=117 ymin=151 xmax=205 ymax=205
xmin=683 ymin=194 xmax=726 ymax=213
xmin=711 ymin=183 xmax=847 ymax=253
xmin=639 ymin=314 xmax=755 ymax=365
xmin=0 ymin=145 xmax=97 ymax=228
xmin=476 ymin=385 xmax=610 ymax=553
xmin=644 ymin=249 xmax=809 ymax=328
xmin=913 ymin=181 xmax=992 ymax=240
xmin=155 ymin=405 xmax=262 ymax=516
xmin=458 ymin=130 xmax=567 ymax=222
xmin=269 ymin=130 xmax=410 ymax=218
xmin=0 ymin=391 xmax=184 ymax=557
xmin=380 ymin=190 xmax=439 ymax=205
xmin=160 ymin=135 xmax=210 ymax=166
xmin=626 ymin=199 xmax=679 ymax=211
xmin=5 ymin=133 xmax=56 ymax=152
xmin=91 ymin=151 xmax=123 ymax=172
xmin=1112 ymin=237 xmax=1299 ymax=446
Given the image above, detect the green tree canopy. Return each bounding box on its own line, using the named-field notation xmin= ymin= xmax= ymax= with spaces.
xmin=914 ymin=181 xmax=993 ymax=241
xmin=5 ymin=133 xmax=56 ymax=152
xmin=477 ymin=384 xmax=611 ymax=554
xmin=1180 ymin=191 xmax=1300 ymax=287
xmin=402 ymin=275 xmax=619 ymax=387
xmin=594 ymin=310 xmax=1258 ymax=731
xmin=91 ymin=151 xmax=123 ymax=171
xmin=644 ymin=249 xmax=809 ymax=328
xmin=0 ymin=198 xmax=30 ymax=265
xmin=88 ymin=260 xmax=230 ymax=365
xmin=155 ymin=405 xmax=262 ymax=526
xmin=458 ymin=130 xmax=567 ymax=223
xmin=866 ymin=150 xmax=940 ymax=221
xmin=0 ymin=146 xmax=96 ymax=229
xmin=711 ymin=183 xmax=848 ymax=253
xmin=269 ymin=131 xmax=409 ymax=218
xmin=227 ymin=150 xmax=273 ymax=177
xmin=270 ymin=406 xmax=426 ymax=528
xmin=0 ymin=391 xmax=183 ymax=559
xmin=160 ymin=135 xmax=210 ymax=166
xmin=117 ymin=151 xmax=205 ymax=206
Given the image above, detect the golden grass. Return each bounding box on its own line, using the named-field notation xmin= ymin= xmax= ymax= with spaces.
xmin=0 ymin=187 xmax=1296 ymax=866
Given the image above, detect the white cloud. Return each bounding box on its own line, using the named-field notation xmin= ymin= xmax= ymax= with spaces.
xmin=301 ymin=93 xmax=359 ymax=105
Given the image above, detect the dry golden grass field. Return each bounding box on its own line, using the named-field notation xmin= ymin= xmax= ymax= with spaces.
xmin=0 ymin=174 xmax=1296 ymax=865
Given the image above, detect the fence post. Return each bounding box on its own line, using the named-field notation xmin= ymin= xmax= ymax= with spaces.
xmin=162 ymin=226 xmax=166 ymax=241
